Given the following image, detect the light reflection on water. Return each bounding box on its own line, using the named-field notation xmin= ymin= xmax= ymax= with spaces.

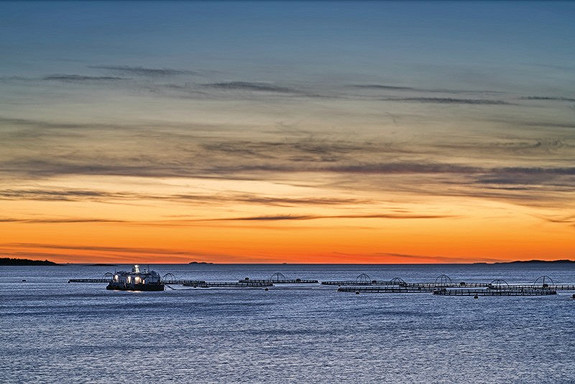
xmin=1 ymin=264 xmax=574 ymax=383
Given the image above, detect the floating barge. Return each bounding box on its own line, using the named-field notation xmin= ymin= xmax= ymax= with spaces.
xmin=106 ymin=265 xmax=164 ymax=291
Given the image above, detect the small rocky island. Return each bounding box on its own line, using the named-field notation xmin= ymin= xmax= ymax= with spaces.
xmin=0 ymin=258 xmax=59 ymax=266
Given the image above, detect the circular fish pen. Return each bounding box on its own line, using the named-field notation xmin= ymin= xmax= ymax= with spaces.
xmin=488 ymin=279 xmax=509 ymax=290
xmin=356 ymin=273 xmax=372 ymax=284
xmin=533 ymin=275 xmax=554 ymax=288
xmin=434 ymin=274 xmax=453 ymax=288
xmin=390 ymin=277 xmax=407 ymax=287
xmin=269 ymin=272 xmax=288 ymax=283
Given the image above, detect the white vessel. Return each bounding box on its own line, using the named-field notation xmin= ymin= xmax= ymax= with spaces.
xmin=107 ymin=265 xmax=164 ymax=291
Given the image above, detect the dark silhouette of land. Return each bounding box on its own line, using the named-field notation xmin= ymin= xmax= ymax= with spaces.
xmin=502 ymin=259 xmax=574 ymax=264
xmin=475 ymin=259 xmax=574 ymax=265
xmin=0 ymin=258 xmax=59 ymax=266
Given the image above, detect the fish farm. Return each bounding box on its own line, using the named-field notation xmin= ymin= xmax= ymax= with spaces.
xmin=66 ymin=269 xmax=575 ymax=298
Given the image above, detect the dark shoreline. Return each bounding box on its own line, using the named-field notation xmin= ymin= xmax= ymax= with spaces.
xmin=475 ymin=259 xmax=575 ymax=265
xmin=0 ymin=258 xmax=60 ymax=266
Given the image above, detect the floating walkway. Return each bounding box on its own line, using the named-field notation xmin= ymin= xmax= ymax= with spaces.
xmin=241 ymin=272 xmax=318 ymax=284
xmin=165 ymin=280 xmax=206 ymax=286
xmin=541 ymin=284 xmax=575 ymax=290
xmin=68 ymin=278 xmax=110 ymax=283
xmin=322 ymin=275 xmax=404 ymax=286
xmin=325 ymin=274 xmax=487 ymax=288
xmin=241 ymin=279 xmax=318 ymax=284
xmin=322 ymin=280 xmax=394 ymax=286
xmin=338 ymin=286 xmax=435 ymax=293
xmin=433 ymin=288 xmax=557 ymax=296
xmin=183 ymin=281 xmax=273 ymax=288
xmin=321 ymin=273 xmax=407 ymax=286
xmin=405 ymin=282 xmax=490 ymax=288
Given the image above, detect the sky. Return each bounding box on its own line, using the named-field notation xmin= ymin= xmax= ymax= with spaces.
xmin=1 ymin=1 xmax=574 ymax=264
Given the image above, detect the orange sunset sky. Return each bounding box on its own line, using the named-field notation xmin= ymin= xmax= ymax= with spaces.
xmin=1 ymin=2 xmax=574 ymax=264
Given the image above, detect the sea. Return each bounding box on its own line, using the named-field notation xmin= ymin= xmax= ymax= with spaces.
xmin=1 ymin=263 xmax=574 ymax=383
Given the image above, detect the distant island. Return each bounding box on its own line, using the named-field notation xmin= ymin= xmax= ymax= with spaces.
xmin=189 ymin=261 xmax=214 ymax=265
xmin=498 ymin=259 xmax=574 ymax=264
xmin=0 ymin=258 xmax=59 ymax=266
xmin=476 ymin=259 xmax=574 ymax=265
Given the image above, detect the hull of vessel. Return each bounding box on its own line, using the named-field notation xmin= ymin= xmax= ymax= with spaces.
xmin=106 ymin=282 xmax=165 ymax=291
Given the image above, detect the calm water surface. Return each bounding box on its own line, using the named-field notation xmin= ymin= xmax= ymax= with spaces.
xmin=1 ymin=264 xmax=574 ymax=383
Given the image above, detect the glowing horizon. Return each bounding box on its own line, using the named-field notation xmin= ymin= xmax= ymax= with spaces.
xmin=1 ymin=2 xmax=574 ymax=264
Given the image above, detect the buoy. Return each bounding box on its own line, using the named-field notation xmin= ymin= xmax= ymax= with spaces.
xmin=355 ymin=291 xmax=360 ymax=295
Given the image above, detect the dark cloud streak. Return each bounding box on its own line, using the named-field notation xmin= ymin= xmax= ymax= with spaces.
xmin=382 ymin=97 xmax=510 ymax=105
xmin=0 ymin=189 xmax=127 ymax=201
xmin=43 ymin=75 xmax=126 ymax=82
xmin=352 ymin=84 xmax=415 ymax=91
xmin=0 ymin=218 xmax=126 ymax=224
xmin=91 ymin=65 xmax=196 ymax=76
xmin=378 ymin=252 xmax=503 ymax=263
xmin=203 ymin=81 xmax=301 ymax=94
xmin=203 ymin=213 xmax=454 ymax=222
xmin=521 ymin=96 xmax=575 ymax=102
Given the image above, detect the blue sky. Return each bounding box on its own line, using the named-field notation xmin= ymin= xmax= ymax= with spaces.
xmin=2 ymin=1 xmax=574 ymax=91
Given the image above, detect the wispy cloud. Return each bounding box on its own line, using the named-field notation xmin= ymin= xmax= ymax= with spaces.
xmin=325 ymin=162 xmax=480 ymax=174
xmin=43 ymin=74 xmax=126 ymax=82
xmin=352 ymin=84 xmax=415 ymax=91
xmin=521 ymin=96 xmax=575 ymax=102
xmin=202 ymin=213 xmax=454 ymax=222
xmin=91 ymin=65 xmax=196 ymax=76
xmin=377 ymin=252 xmax=503 ymax=263
xmin=351 ymin=84 xmax=505 ymax=95
xmin=0 ymin=243 xmax=251 ymax=263
xmin=0 ymin=187 xmax=370 ymax=208
xmin=0 ymin=189 xmax=127 ymax=201
xmin=535 ymin=214 xmax=575 ymax=225
xmin=0 ymin=217 xmax=126 ymax=224
xmin=203 ymin=81 xmax=299 ymax=94
xmin=383 ymin=97 xmax=510 ymax=105
xmin=173 ymin=194 xmax=368 ymax=207
xmin=4 ymin=243 xmax=192 ymax=255
xmin=475 ymin=166 xmax=575 ymax=187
